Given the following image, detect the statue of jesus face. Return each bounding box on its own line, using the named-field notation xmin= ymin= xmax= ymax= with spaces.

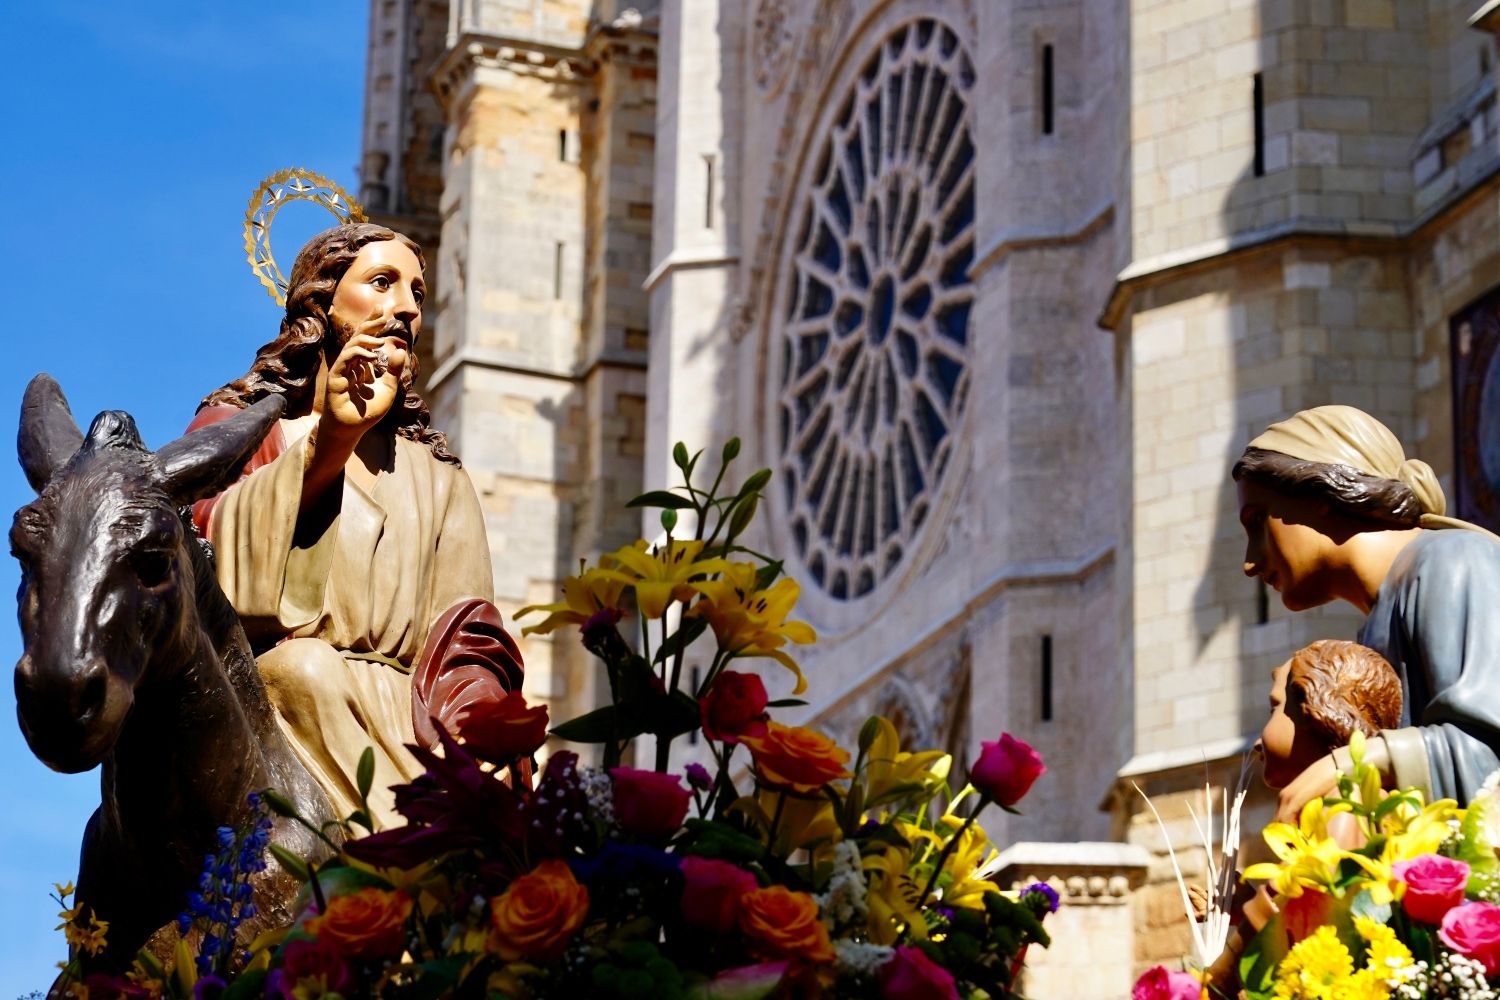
xmin=328 ymin=239 xmax=427 ymax=363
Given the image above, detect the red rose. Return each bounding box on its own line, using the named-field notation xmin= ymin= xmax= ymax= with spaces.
xmin=609 ymin=766 xmax=691 ymax=839
xmin=880 ymin=945 xmax=959 ymax=1000
xmin=453 ymin=690 xmax=550 ymax=763
xmin=680 ymin=856 xmax=759 ymax=933
xmin=278 ymin=936 xmax=354 ymax=995
xmin=969 ymin=734 xmax=1045 ymax=807
xmin=1131 ymin=965 xmax=1201 ymax=1000
xmin=700 ymin=671 xmax=769 ymax=743
xmin=1441 ymin=902 xmax=1500 ymax=975
xmin=1396 ymin=854 xmax=1470 ymax=925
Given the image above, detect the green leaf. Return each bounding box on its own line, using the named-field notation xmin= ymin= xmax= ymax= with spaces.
xmin=356 ymin=746 xmax=375 ymax=802
xmin=1238 ymin=915 xmax=1288 ymax=996
xmin=721 ymin=438 xmax=741 ymax=464
xmin=552 ymin=704 xmax=647 ymax=744
xmin=1349 ymin=888 xmax=1391 ymax=924
xmin=347 ymin=810 xmax=374 ymax=834
xmin=269 ymin=844 xmax=311 ymax=881
xmin=642 ymin=690 xmax=704 ymax=740
xmin=765 ymin=698 xmax=808 ymax=708
xmin=655 ymin=617 xmax=710 ymax=665
xmin=754 ymin=560 xmax=784 ymax=591
xmin=626 ymin=490 xmax=696 ymax=510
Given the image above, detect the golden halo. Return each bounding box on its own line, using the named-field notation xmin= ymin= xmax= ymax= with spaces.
xmin=243 ymin=168 xmax=368 ymax=306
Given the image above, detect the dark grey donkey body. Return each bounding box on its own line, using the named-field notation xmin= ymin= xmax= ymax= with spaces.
xmin=12 ymin=374 xmax=334 ymax=974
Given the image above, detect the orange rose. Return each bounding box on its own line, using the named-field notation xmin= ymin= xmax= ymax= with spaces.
xmin=305 ymin=886 xmax=412 ymax=959
xmin=741 ymin=721 xmax=852 ymax=794
xmin=738 ymin=886 xmax=835 ymax=963
xmin=488 ymin=859 xmax=590 ymax=961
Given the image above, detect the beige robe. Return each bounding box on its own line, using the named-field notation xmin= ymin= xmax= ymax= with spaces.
xmin=210 ymin=430 xmax=494 ymax=827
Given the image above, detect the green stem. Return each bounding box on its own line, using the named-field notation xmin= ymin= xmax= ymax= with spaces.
xmin=765 ymin=790 xmax=789 ymax=855
xmin=910 ymin=795 xmax=990 ymax=932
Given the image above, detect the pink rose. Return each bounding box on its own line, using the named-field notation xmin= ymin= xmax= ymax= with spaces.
xmin=700 ymin=671 xmax=769 ymax=744
xmin=680 ymin=856 xmax=759 ymax=933
xmin=880 ymin=945 xmax=959 ymax=1000
xmin=969 ymin=734 xmax=1045 ymax=807
xmin=277 ymin=936 xmax=353 ymax=995
xmin=1396 ymin=854 xmax=1470 ymax=925
xmin=1132 ymin=965 xmax=1201 ymax=1000
xmin=609 ymin=766 xmax=691 ymax=839
xmin=1441 ymin=902 xmax=1500 ymax=975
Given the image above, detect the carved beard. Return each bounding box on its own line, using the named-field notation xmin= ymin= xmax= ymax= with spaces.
xmin=327 ymin=314 xmax=418 ymax=403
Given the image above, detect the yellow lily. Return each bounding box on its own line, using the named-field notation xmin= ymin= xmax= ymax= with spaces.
xmin=1242 ymin=799 xmax=1382 ymax=898
xmin=595 ymin=539 xmax=732 ymax=619
xmin=930 ymin=814 xmax=1000 ymax=909
xmin=755 ymin=785 xmax=841 ymax=854
xmin=862 ymin=716 xmax=952 ymax=809
xmin=689 ymin=561 xmax=816 ymax=694
xmin=514 ymin=562 xmax=627 ymax=636
xmin=864 ymin=840 xmax=927 ymax=944
xmin=1355 ymin=795 xmax=1461 ymax=905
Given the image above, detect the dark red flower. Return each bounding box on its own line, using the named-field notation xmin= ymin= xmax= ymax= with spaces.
xmin=700 ymin=671 xmax=769 ymax=743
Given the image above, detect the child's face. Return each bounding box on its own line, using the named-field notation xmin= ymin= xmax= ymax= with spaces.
xmin=1259 ymin=657 xmax=1328 ymax=788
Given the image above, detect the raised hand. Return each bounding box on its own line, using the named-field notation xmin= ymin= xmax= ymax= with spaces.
xmin=322 ymin=331 xmax=409 ymax=435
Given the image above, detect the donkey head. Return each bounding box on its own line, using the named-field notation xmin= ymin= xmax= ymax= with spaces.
xmin=11 ymin=375 xmax=284 ymax=772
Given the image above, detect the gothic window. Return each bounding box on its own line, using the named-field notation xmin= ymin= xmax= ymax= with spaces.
xmin=774 ymin=19 xmax=976 ymax=601
xmin=1452 ymin=287 xmax=1500 ymax=533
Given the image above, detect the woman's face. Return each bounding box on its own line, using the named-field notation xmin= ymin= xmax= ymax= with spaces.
xmin=1259 ymin=658 xmax=1328 ymax=789
xmin=1237 ymin=477 xmax=1341 ymax=611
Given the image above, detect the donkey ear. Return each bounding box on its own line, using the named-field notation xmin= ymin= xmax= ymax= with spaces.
xmin=157 ymin=396 xmax=287 ymax=505
xmin=18 ymin=374 xmax=84 ymax=493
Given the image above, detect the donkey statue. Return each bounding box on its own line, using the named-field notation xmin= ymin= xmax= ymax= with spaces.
xmin=12 ymin=374 xmax=335 ymax=973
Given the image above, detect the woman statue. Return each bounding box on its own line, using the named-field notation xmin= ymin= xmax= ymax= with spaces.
xmin=1234 ymin=405 xmax=1500 ymax=818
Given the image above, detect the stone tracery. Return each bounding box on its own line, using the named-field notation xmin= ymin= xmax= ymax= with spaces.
xmin=774 ymin=18 xmax=976 ymax=601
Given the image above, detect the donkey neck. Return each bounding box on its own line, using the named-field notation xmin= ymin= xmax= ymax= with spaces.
xmin=100 ymin=539 xmax=271 ymax=842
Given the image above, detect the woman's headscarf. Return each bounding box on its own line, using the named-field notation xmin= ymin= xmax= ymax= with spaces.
xmin=1248 ymin=405 xmax=1490 ymax=535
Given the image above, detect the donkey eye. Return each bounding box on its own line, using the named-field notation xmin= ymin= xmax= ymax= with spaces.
xmin=131 ymin=549 xmax=172 ymax=587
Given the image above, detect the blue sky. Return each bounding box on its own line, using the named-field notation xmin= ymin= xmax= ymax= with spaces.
xmin=0 ymin=2 xmax=368 ymax=990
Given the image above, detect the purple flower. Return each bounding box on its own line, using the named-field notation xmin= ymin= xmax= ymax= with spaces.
xmin=685 ymin=762 xmax=713 ymax=791
xmin=1021 ymin=881 xmax=1060 ymax=914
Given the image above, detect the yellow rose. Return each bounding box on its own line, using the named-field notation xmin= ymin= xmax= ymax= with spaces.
xmin=738 ymin=886 xmax=835 ymax=963
xmin=305 ymin=886 xmax=412 ymax=959
xmin=488 ymin=859 xmax=590 ymax=961
xmin=741 ymin=721 xmax=852 ymax=794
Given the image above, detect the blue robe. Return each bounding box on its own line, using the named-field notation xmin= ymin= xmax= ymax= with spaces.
xmin=1359 ymin=529 xmax=1500 ymax=803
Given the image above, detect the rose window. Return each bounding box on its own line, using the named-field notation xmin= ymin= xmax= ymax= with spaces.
xmin=774 ymin=18 xmax=975 ymax=601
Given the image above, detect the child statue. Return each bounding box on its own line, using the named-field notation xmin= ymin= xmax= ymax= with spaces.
xmin=1203 ymin=639 xmax=1402 ymax=990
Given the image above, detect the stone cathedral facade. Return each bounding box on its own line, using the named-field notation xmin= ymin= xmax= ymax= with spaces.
xmin=359 ymin=0 xmax=1500 ymax=993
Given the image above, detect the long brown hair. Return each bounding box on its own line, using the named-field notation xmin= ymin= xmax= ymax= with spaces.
xmin=201 ymin=223 xmax=459 ymax=466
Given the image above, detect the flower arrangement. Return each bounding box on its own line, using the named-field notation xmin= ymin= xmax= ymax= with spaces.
xmin=1137 ymin=732 xmax=1500 ymax=1000
xmin=57 ymin=441 xmax=1056 ymax=999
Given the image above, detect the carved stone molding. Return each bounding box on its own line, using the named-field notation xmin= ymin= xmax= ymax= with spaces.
xmin=752 ymin=0 xmax=798 ymax=97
